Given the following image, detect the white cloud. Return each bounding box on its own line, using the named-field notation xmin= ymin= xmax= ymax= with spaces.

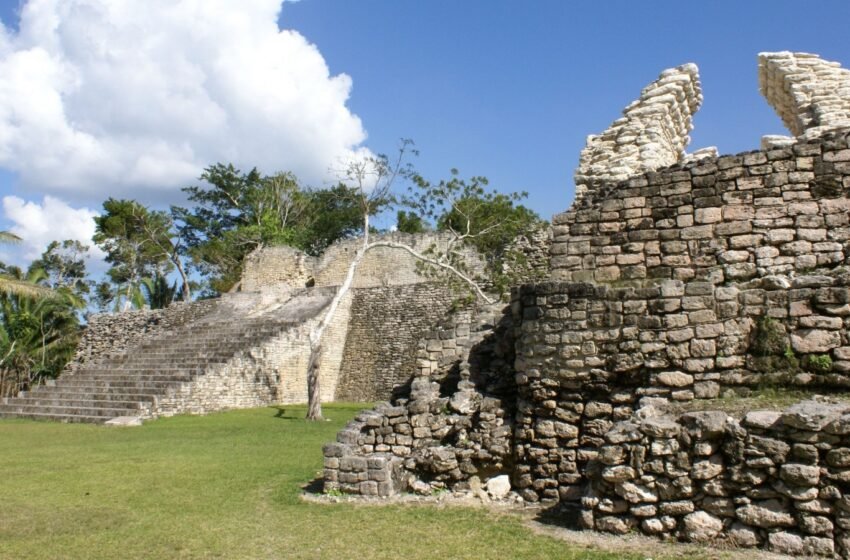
xmin=1 ymin=195 xmax=104 ymax=268
xmin=0 ymin=0 xmax=370 ymax=201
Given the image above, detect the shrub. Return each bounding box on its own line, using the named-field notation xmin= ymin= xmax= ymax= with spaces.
xmin=802 ymin=354 xmax=833 ymax=374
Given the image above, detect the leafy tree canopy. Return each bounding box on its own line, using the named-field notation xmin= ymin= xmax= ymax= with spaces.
xmin=403 ymin=169 xmax=546 ymax=293
xmin=174 ymin=163 xmax=389 ymax=294
xmin=93 ymin=198 xmax=180 ymax=310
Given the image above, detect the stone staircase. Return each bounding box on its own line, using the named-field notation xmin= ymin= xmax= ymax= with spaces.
xmin=0 ymin=290 xmax=332 ymax=424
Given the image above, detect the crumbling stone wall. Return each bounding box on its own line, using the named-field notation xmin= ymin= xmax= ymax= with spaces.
xmin=554 ymin=130 xmax=850 ymax=284
xmin=574 ymin=64 xmax=704 ymax=201
xmin=323 ymin=301 xmax=516 ymax=496
xmin=511 ymin=275 xmax=850 ymax=504
xmin=579 ymin=401 xmax=850 ymax=557
xmin=760 ymin=52 xmax=850 ymax=140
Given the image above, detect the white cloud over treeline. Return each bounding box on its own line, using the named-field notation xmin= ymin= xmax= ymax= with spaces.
xmin=0 ymin=0 xmax=370 ymax=267
xmin=1 ymin=195 xmax=105 ymax=267
xmin=0 ymin=0 xmax=370 ymax=201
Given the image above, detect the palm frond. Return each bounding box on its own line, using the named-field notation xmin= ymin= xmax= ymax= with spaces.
xmin=0 ymin=231 xmax=21 ymax=244
xmin=0 ymin=276 xmax=56 ymax=299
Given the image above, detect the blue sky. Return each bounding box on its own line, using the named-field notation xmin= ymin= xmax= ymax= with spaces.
xmin=0 ymin=0 xmax=848 ymax=265
xmin=281 ymin=0 xmax=850 ymax=214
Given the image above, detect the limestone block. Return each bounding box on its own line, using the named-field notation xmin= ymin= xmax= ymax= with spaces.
xmin=485 ymin=475 xmax=511 ymax=499
xmin=681 ymin=511 xmax=723 ymax=542
xmin=790 ymin=329 xmax=842 ymax=353
xmin=736 ymin=500 xmax=795 ymax=528
xmin=767 ymin=531 xmax=804 ymax=555
xmin=782 ymin=400 xmax=850 ymax=431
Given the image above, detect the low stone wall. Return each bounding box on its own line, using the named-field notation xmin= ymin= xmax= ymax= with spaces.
xmin=581 ymin=401 xmax=850 ymax=557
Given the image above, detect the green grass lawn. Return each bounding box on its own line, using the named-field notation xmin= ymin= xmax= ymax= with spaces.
xmin=0 ymin=404 xmax=640 ymax=560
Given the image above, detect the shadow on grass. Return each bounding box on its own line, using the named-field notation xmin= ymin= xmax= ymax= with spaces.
xmin=301 ymin=476 xmax=324 ymax=495
xmin=270 ymin=406 xmax=301 ymax=420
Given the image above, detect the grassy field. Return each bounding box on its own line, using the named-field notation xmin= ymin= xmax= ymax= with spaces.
xmin=0 ymin=404 xmax=643 ymax=560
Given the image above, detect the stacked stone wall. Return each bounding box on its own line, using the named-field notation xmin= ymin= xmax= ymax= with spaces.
xmin=579 ymin=402 xmax=850 ymax=557
xmin=511 ymin=278 xmax=850 ymax=504
xmin=67 ymin=299 xmax=219 ymax=373
xmin=553 ymin=130 xmax=850 ymax=284
xmin=323 ymin=301 xmax=516 ymax=496
xmin=335 ymin=284 xmax=454 ymax=402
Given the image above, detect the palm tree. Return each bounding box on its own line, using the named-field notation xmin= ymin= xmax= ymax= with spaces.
xmin=0 ymin=232 xmax=54 ymax=299
xmin=0 ymin=268 xmax=83 ymax=397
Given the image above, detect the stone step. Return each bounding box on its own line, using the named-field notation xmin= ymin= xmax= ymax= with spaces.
xmin=0 ymin=403 xmax=134 ymax=418
xmin=11 ymin=301 xmax=312 ymax=423
xmin=0 ymin=410 xmax=110 ymax=423
xmin=61 ymin=373 xmax=194 ymax=383
xmin=21 ymin=388 xmax=161 ymax=402
xmin=8 ymin=397 xmax=150 ymax=410
xmin=47 ymin=379 xmax=189 ymax=390
xmin=72 ymin=368 xmax=203 ymax=377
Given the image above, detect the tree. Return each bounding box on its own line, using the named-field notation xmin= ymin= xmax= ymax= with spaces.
xmin=174 ymin=164 xmax=388 ymax=295
xmin=423 ymin=172 xmax=545 ymax=294
xmin=93 ymin=198 xmax=190 ymax=310
xmin=28 ymin=240 xmax=92 ymax=295
xmin=0 ymin=267 xmax=83 ymax=397
xmin=140 ymin=273 xmax=179 ymax=310
xmin=305 ymin=143 xmax=513 ymax=420
xmin=395 ymin=210 xmax=428 ymax=234
xmin=0 ymin=231 xmax=54 ymax=299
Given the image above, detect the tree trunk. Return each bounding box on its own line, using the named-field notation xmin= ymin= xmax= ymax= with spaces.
xmin=174 ymin=256 xmax=192 ymax=301
xmin=306 ymin=343 xmax=322 ymax=420
xmin=305 ymin=215 xmax=370 ymax=420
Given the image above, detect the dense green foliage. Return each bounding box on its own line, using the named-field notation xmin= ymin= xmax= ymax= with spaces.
xmin=0 ymin=266 xmax=83 ymax=397
xmin=0 ymin=405 xmax=648 ymax=560
xmin=403 ymin=169 xmax=546 ymax=296
xmin=396 ymin=210 xmax=428 ymax=234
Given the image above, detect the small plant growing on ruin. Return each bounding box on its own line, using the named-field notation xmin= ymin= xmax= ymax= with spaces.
xmin=748 ymin=318 xmax=799 ymax=373
xmin=802 ymin=354 xmax=833 ymax=374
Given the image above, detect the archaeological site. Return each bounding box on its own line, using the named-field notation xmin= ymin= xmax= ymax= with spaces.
xmin=3 ymin=50 xmax=850 ymax=557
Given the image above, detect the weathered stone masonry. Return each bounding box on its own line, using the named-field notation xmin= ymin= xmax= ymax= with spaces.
xmin=553 ymin=131 xmax=850 ymax=286
xmin=323 ymin=51 xmax=850 ymax=556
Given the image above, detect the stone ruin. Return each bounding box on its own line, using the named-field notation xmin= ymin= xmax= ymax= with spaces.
xmin=760 ymin=52 xmax=850 ymax=143
xmin=574 ymin=63 xmax=709 ymax=201
xmin=323 ymin=52 xmax=850 ymax=558
xmin=0 ymin=230 xmax=548 ymax=422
